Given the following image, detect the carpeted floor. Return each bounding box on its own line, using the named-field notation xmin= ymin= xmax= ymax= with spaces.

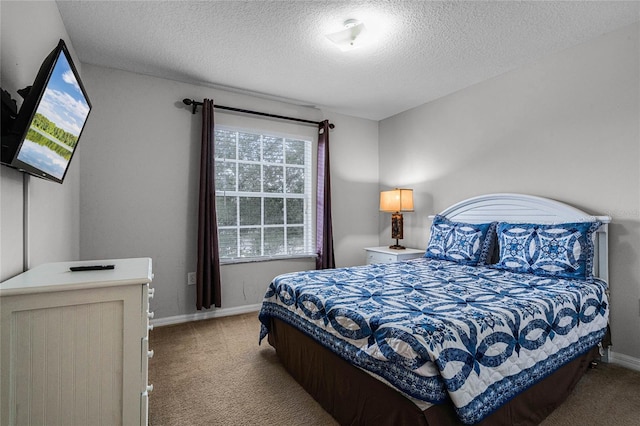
xmin=541 ymin=357 xmax=640 ymax=426
xmin=148 ymin=312 xmax=640 ymax=425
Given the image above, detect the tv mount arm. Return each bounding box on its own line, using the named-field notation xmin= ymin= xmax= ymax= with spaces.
xmin=1 ymin=87 xmax=28 ymax=164
xmin=1 ymin=86 xmax=30 ymax=136
xmin=1 ymin=89 xmax=18 ymax=131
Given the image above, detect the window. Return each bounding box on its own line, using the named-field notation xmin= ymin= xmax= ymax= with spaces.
xmin=214 ymin=127 xmax=314 ymax=261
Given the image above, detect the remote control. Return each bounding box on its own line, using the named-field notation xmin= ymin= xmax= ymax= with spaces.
xmin=70 ymin=265 xmax=115 ymax=272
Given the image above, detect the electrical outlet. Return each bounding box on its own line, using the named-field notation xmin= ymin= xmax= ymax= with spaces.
xmin=187 ymin=272 xmax=196 ymax=286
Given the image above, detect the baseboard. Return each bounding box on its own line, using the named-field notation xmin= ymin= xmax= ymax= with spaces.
xmin=150 ymin=303 xmax=262 ymax=327
xmin=610 ymin=350 xmax=640 ymax=372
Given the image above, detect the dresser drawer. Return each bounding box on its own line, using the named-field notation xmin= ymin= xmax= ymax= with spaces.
xmin=366 ymin=251 xmax=397 ymax=264
xmin=364 ymin=247 xmax=424 ymax=265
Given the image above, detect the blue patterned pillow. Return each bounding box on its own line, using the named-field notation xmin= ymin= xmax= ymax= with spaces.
xmin=493 ymin=221 xmax=601 ymax=280
xmin=425 ymin=215 xmax=497 ymax=265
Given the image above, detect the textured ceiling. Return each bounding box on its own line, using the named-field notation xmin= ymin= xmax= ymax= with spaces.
xmin=56 ymin=1 xmax=640 ymax=121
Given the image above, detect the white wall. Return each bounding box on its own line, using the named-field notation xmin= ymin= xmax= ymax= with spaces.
xmin=78 ymin=65 xmax=379 ymax=319
xmin=320 ymin=110 xmax=381 ymax=259
xmin=0 ymin=1 xmax=81 ymax=281
xmin=379 ymin=23 xmax=640 ymax=362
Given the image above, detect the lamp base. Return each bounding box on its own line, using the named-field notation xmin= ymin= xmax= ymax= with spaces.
xmin=389 ymin=238 xmax=405 ymax=250
xmin=389 ymin=215 xmax=406 ymax=250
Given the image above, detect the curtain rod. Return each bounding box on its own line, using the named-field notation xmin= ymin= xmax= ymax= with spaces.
xmin=182 ymin=98 xmax=334 ymax=129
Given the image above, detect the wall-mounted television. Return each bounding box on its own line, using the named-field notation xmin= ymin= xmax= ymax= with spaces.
xmin=1 ymin=39 xmax=91 ymax=183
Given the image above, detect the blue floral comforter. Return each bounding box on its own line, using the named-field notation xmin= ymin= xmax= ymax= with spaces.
xmin=258 ymin=258 xmax=608 ymax=424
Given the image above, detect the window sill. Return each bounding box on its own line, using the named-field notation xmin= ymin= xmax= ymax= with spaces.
xmin=220 ymin=254 xmax=317 ymax=265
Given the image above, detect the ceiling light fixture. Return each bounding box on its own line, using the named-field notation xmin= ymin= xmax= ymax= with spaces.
xmin=325 ymin=19 xmax=368 ymax=51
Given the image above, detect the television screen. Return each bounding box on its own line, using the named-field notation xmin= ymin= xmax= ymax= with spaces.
xmin=1 ymin=40 xmax=91 ymax=183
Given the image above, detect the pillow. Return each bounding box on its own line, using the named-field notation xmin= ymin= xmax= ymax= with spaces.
xmin=493 ymin=221 xmax=601 ymax=280
xmin=425 ymin=215 xmax=497 ymax=266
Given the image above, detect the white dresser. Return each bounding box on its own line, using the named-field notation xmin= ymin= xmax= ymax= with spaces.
xmin=364 ymin=246 xmax=425 ymax=264
xmin=0 ymin=258 xmax=154 ymax=426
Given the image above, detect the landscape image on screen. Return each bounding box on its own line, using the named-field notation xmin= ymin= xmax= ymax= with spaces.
xmin=16 ymin=52 xmax=90 ymax=180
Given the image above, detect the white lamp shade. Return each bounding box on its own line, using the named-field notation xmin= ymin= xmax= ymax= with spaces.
xmin=380 ymin=189 xmax=414 ymax=212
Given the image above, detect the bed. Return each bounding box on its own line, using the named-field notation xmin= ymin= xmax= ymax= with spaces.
xmin=258 ymin=193 xmax=611 ymax=425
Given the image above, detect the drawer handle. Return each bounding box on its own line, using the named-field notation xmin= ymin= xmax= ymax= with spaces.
xmin=147 ymin=349 xmax=154 ymax=358
xmin=148 ymin=324 xmax=154 ymax=331
xmin=146 ymin=384 xmax=154 ymax=393
xmin=147 ymin=311 xmax=155 ymax=319
xmin=148 ymin=288 xmax=155 ymax=299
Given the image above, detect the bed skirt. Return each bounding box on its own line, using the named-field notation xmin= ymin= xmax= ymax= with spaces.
xmin=267 ymin=317 xmax=599 ymax=425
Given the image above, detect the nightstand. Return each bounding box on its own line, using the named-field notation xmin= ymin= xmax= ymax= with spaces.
xmin=364 ymin=246 xmax=425 ymax=265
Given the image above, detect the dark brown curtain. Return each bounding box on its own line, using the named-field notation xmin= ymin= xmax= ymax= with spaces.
xmin=316 ymin=120 xmax=335 ymax=269
xmin=196 ymin=99 xmax=221 ymax=309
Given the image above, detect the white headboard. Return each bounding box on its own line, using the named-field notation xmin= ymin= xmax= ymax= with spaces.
xmin=431 ymin=193 xmax=611 ymax=281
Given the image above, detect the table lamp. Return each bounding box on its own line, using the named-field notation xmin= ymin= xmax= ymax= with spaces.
xmin=380 ymin=188 xmax=414 ymax=249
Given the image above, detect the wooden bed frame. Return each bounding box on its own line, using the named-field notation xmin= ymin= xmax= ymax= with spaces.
xmin=265 ymin=193 xmax=611 ymax=425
